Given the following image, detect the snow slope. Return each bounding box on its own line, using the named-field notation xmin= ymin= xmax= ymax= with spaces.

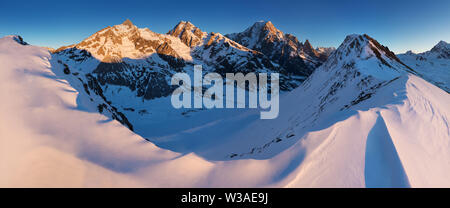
xmin=213 ymin=34 xmax=450 ymax=187
xmin=1 ymin=34 xmax=450 ymax=187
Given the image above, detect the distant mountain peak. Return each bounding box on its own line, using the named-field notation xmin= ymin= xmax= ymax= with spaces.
xmin=302 ymin=39 xmax=318 ymax=57
xmin=304 ymin=39 xmax=311 ymax=46
xmin=341 ymin=34 xmax=395 ymax=59
xmin=122 ymin=19 xmax=134 ymax=27
xmin=226 ymin=21 xmax=332 ymax=76
xmin=249 ymin=20 xmax=282 ymax=38
xmin=178 ymin=20 xmax=194 ymax=27
xmin=431 ymin=40 xmax=449 ymax=53
xmin=405 ymin=50 xmax=415 ymax=55
xmin=436 ymin=40 xmax=448 ymax=46
xmin=226 ymin=20 xmax=284 ymax=50
xmin=253 ymin=20 xmax=275 ymax=31
xmin=167 ymin=21 xmax=206 ymax=47
xmin=54 ymin=20 xmax=196 ymax=63
xmin=253 ymin=20 xmax=272 ymax=27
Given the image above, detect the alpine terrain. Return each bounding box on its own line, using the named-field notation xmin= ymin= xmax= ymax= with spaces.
xmin=0 ymin=20 xmax=449 ymax=187
xmin=398 ymin=40 xmax=450 ymax=92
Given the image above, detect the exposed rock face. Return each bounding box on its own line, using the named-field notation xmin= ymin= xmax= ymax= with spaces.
xmin=302 ymin=39 xmax=319 ymax=58
xmin=226 ymin=21 xmax=332 ymax=76
xmin=53 ymin=20 xmax=297 ymax=106
xmin=12 ymin=35 xmax=28 ymax=45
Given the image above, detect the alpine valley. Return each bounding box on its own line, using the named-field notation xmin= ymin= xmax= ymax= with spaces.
xmin=0 ymin=19 xmax=449 ymax=188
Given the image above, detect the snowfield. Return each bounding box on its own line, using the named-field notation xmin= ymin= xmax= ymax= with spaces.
xmin=0 ymin=35 xmax=449 ymax=187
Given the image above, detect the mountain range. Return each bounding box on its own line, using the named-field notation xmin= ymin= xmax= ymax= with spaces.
xmin=50 ymin=20 xmax=336 ymax=130
xmin=0 ymin=19 xmax=449 ymax=187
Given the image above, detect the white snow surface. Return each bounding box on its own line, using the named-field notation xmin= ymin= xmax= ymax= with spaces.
xmin=1 ymin=35 xmax=450 ymax=187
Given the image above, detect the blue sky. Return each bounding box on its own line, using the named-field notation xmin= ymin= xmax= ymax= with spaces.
xmin=1 ymin=0 xmax=449 ymax=53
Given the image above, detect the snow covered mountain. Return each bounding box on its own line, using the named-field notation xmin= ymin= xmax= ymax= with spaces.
xmin=226 ymin=21 xmax=333 ymax=77
xmin=50 ymin=20 xmax=318 ymax=131
xmin=192 ymin=34 xmax=450 ymax=187
xmin=53 ymin=19 xmax=304 ymax=102
xmin=398 ymin=40 xmax=450 ymax=92
xmin=1 ymin=30 xmax=449 ymax=188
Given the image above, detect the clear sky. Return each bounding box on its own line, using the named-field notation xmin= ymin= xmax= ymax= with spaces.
xmin=1 ymin=0 xmax=449 ymax=53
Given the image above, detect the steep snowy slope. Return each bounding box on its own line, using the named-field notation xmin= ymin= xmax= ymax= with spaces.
xmin=0 ymin=35 xmax=290 ymax=188
xmin=2 ymin=34 xmax=449 ymax=188
xmin=398 ymin=41 xmax=450 ymax=92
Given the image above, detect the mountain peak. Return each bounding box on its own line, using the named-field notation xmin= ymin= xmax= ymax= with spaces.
xmin=122 ymin=19 xmax=134 ymax=27
xmin=228 ymin=20 xmax=284 ymax=49
xmin=304 ymin=39 xmax=312 ymax=47
xmin=170 ymin=20 xmax=200 ymax=32
xmin=249 ymin=20 xmax=279 ymax=34
xmin=431 ymin=40 xmax=449 ymax=53
xmin=168 ymin=20 xmax=206 ymax=47
xmin=405 ymin=50 xmax=415 ymax=55
xmin=436 ymin=40 xmax=448 ymax=46
xmin=56 ymin=19 xmax=168 ymax=62
xmin=302 ymin=39 xmax=319 ymax=57
xmin=254 ymin=20 xmax=274 ymax=28
xmin=178 ymin=20 xmax=194 ymax=27
xmin=329 ymin=34 xmax=415 ymax=75
xmin=340 ymin=34 xmax=391 ymax=58
xmin=226 ymin=21 xmax=327 ymax=77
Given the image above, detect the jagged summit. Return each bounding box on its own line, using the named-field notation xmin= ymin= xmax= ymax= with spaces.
xmin=405 ymin=50 xmax=415 ymax=55
xmin=122 ymin=19 xmax=134 ymax=27
xmin=431 ymin=40 xmax=449 ymax=53
xmin=55 ymin=19 xmax=195 ymax=63
xmin=226 ymin=21 xmax=332 ymax=76
xmin=227 ymin=20 xmax=284 ymax=49
xmin=313 ymin=34 xmax=417 ymax=87
xmin=294 ymin=34 xmax=421 ymax=132
xmin=167 ymin=21 xmax=206 ymax=47
xmin=304 ymin=39 xmax=312 ymax=47
xmin=435 ymin=40 xmax=448 ymax=47
xmin=250 ymin=21 xmax=279 ymax=34
xmin=302 ymin=39 xmax=319 ymax=57
xmin=52 ymin=19 xmax=296 ymax=104
xmin=334 ymin=34 xmax=414 ymax=71
xmin=341 ymin=34 xmax=406 ymax=64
